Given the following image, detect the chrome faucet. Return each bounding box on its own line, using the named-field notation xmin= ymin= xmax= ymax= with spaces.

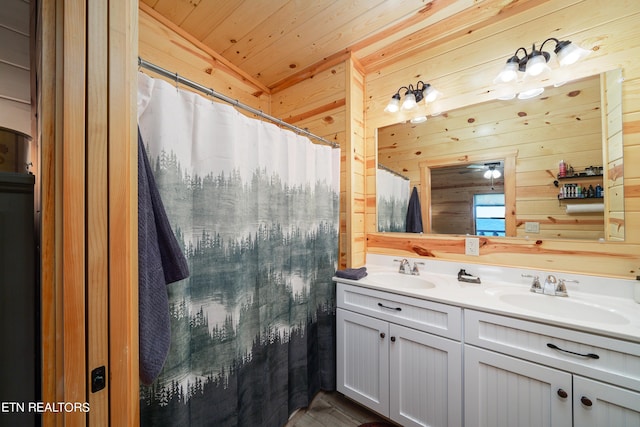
xmin=394 ymin=259 xmax=424 ymax=275
xmin=524 ymin=273 xmax=578 ymax=297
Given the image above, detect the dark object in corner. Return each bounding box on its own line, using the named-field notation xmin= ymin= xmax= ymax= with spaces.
xmin=405 ymin=186 xmax=423 ymax=233
xmin=138 ymin=128 xmax=190 ymax=385
xmin=335 ymin=267 xmax=368 ymax=280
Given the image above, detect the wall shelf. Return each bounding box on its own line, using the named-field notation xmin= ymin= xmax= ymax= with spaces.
xmin=558 ymin=196 xmax=604 ymax=201
xmin=557 ymin=174 xmax=603 ymax=180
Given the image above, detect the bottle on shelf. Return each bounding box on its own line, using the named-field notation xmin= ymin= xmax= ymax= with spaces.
xmin=559 ymin=160 xmax=567 ymax=178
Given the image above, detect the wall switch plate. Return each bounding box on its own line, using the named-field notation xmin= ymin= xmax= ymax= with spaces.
xmin=465 ymin=237 xmax=480 ymax=256
xmin=525 ymin=222 xmax=540 ymax=233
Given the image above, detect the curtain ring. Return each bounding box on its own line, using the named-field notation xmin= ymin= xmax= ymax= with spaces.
xmin=174 ymin=72 xmax=179 ymax=91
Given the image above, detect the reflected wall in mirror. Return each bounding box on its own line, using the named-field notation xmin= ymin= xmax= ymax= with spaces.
xmin=377 ymin=70 xmax=624 ymax=241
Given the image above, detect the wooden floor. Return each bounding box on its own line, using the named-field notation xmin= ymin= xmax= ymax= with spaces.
xmin=285 ymin=391 xmax=393 ymax=427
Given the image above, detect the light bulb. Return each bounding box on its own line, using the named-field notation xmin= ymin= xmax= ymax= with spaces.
xmin=495 ymin=61 xmax=519 ymax=83
xmin=556 ymin=42 xmax=590 ymax=66
xmin=423 ymin=86 xmax=440 ymax=103
xmin=384 ymin=95 xmax=401 ymax=113
xmin=401 ymin=92 xmax=417 ymax=111
xmin=526 ymin=54 xmax=549 ymax=76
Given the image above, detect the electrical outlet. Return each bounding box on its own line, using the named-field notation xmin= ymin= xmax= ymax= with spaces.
xmin=465 ymin=237 xmax=480 ymax=256
xmin=525 ymin=222 xmax=540 ymax=233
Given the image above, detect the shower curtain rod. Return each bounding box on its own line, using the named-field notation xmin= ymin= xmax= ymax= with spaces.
xmin=138 ymin=57 xmax=339 ymax=149
xmin=378 ymin=163 xmax=409 ymax=181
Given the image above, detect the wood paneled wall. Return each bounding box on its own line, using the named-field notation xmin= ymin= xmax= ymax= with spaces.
xmin=139 ymin=7 xmax=270 ymax=113
xmin=364 ymin=0 xmax=640 ymax=278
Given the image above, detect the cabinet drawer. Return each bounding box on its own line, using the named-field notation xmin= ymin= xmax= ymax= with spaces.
xmin=337 ymin=283 xmax=462 ymax=340
xmin=465 ymin=310 xmax=640 ymax=391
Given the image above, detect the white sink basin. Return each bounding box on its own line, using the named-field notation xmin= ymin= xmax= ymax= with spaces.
xmin=367 ymin=272 xmax=436 ymax=290
xmin=490 ymin=290 xmax=630 ymax=325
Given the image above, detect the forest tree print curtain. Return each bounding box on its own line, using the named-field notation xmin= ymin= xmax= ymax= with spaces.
xmin=137 ymin=73 xmax=340 ymax=426
xmin=377 ymin=168 xmax=410 ymax=232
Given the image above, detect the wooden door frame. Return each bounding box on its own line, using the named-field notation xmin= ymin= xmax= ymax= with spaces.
xmin=37 ymin=0 xmax=139 ymax=425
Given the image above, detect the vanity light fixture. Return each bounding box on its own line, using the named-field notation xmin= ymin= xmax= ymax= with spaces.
xmin=495 ymin=38 xmax=590 ymax=84
xmin=384 ymin=81 xmax=441 ymax=114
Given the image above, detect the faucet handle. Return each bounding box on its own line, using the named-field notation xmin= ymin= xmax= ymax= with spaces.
xmin=555 ymin=278 xmax=579 ymax=297
xmin=522 ymin=273 xmax=542 ymax=293
xmin=411 ymin=261 xmax=425 ymax=275
xmin=394 ymin=258 xmax=410 ymax=274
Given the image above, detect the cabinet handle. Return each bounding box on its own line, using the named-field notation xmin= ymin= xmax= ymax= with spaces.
xmin=390 ymin=336 xmax=396 ymax=342
xmin=380 ymin=332 xmax=385 ymax=339
xmin=378 ymin=302 xmax=402 ymax=311
xmin=557 ymin=389 xmax=568 ymax=399
xmin=547 ymin=343 xmax=600 ymax=359
xmin=580 ymin=396 xmax=593 ymax=407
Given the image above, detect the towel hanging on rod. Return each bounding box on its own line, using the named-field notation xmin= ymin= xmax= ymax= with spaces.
xmin=138 ymin=57 xmax=339 ymax=149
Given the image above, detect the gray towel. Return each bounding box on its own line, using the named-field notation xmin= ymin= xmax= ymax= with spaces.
xmin=405 ymin=186 xmax=423 ymax=233
xmin=335 ymin=267 xmax=368 ymax=280
xmin=138 ymin=129 xmax=190 ymax=385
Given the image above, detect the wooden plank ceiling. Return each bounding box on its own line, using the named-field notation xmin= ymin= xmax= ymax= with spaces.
xmin=140 ymin=0 xmax=546 ymax=91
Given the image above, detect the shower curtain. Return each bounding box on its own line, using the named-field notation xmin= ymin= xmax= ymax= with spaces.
xmin=377 ymin=168 xmax=410 ymax=232
xmin=137 ymin=73 xmax=340 ymax=427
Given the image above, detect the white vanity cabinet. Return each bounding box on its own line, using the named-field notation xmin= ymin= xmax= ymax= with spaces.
xmin=465 ymin=346 xmax=573 ymax=426
xmin=336 ymin=282 xmax=463 ymax=427
xmin=464 ymin=310 xmax=640 ymax=427
xmin=573 ymin=376 xmax=640 ymax=426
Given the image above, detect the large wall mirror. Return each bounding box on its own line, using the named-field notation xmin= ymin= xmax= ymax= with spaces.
xmin=376 ymin=69 xmax=624 ymax=241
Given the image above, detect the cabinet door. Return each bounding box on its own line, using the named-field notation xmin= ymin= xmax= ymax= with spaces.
xmin=465 ymin=346 xmax=572 ymax=427
xmin=336 ymin=308 xmax=389 ymax=416
xmin=389 ymin=324 xmax=462 ymax=427
xmin=573 ymin=376 xmax=640 ymax=427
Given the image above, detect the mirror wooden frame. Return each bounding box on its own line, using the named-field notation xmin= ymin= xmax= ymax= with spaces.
xmin=419 ymin=149 xmax=518 ymax=236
